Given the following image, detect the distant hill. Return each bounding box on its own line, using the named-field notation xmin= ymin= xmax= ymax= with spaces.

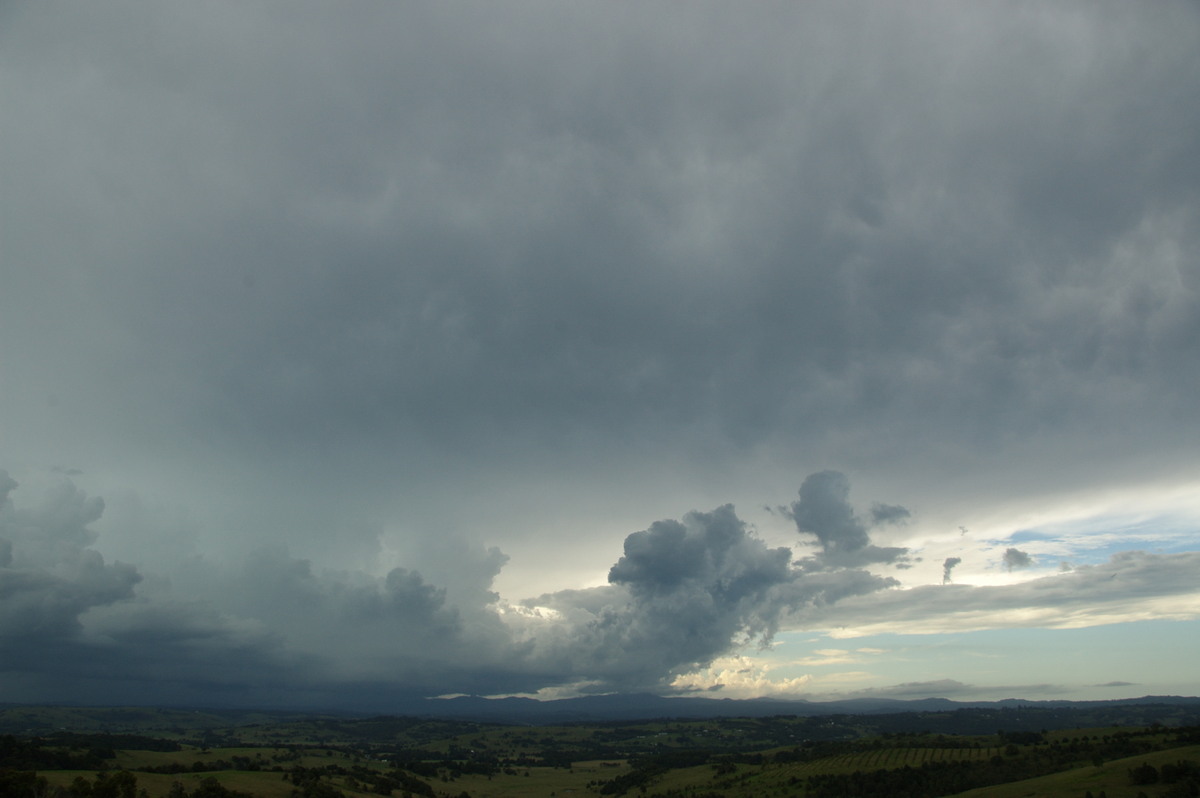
xmin=3 ymin=694 xmax=1199 ymax=733
xmin=410 ymin=692 xmax=1200 ymax=724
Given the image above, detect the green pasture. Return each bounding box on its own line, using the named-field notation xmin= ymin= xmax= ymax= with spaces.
xmin=951 ymin=743 xmax=1200 ymax=798
xmin=437 ymin=760 xmax=629 ymax=797
xmin=38 ymin=770 xmax=297 ymax=798
xmin=31 ymin=744 xmax=394 ymax=798
xmin=636 ymin=745 xmax=1003 ymax=797
xmin=7 ymin=714 xmax=1198 ymax=798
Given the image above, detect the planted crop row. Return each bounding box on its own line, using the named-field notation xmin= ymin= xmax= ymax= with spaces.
xmin=769 ymin=744 xmax=999 ymax=781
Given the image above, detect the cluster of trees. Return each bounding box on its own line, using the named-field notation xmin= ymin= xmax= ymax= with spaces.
xmin=0 ymin=757 xmax=440 ymax=798
xmin=596 ymin=749 xmax=717 ymax=795
xmin=751 ymin=754 xmax=1200 ymax=798
xmin=804 ymin=757 xmax=1047 ymax=798
xmin=589 ymin=726 xmax=1200 ymax=797
xmin=0 ymin=734 xmax=113 ymax=771
xmin=1128 ymin=759 xmax=1200 ymax=797
xmin=0 ymin=769 xmax=253 ymax=798
xmin=799 ymin=734 xmax=1199 ymax=798
xmin=0 ymin=769 xmax=53 ymax=798
xmin=286 ymin=763 xmax=434 ymax=797
xmin=4 ymin=716 xmax=1199 ymax=798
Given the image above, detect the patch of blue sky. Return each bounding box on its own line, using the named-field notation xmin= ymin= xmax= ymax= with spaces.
xmin=1007 ymin=529 xmax=1059 ymax=543
xmin=1069 ymin=536 xmax=1198 ymax=564
xmin=991 ymin=512 xmax=1198 ymax=566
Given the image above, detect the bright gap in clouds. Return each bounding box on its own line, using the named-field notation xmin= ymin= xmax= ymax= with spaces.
xmin=678 ymin=621 xmax=1200 ymax=702
xmin=887 ymin=484 xmax=1200 ymax=590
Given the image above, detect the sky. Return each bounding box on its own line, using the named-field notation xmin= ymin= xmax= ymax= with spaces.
xmin=2 ymin=1 xmax=1199 ymax=711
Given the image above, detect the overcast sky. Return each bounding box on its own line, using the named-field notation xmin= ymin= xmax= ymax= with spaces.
xmin=2 ymin=1 xmax=1199 ymax=710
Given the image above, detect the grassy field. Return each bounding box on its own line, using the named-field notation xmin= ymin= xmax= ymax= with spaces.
xmin=32 ymin=744 xmax=397 ymax=798
xmin=38 ymin=769 xmax=316 ymax=798
xmin=430 ymin=760 xmax=631 ymax=798
xmin=4 ymin=706 xmax=1198 ymax=797
xmin=951 ymin=743 xmax=1200 ymax=798
xmin=612 ymin=744 xmax=1006 ymax=797
xmin=18 ymin=741 xmax=1200 ymax=798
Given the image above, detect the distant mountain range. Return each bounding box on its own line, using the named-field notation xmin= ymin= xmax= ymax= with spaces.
xmin=3 ymin=693 xmax=1199 ymax=731
xmin=408 ymin=692 xmax=1200 ymax=724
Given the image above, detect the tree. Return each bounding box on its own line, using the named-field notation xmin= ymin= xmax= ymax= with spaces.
xmin=0 ymin=770 xmax=50 ymax=798
xmin=1130 ymin=762 xmax=1160 ymax=785
xmin=92 ymin=771 xmax=139 ymax=798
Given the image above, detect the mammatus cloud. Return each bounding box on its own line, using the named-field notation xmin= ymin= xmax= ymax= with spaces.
xmin=942 ymin=557 xmax=962 ymax=584
xmin=1003 ymin=547 xmax=1034 ymax=571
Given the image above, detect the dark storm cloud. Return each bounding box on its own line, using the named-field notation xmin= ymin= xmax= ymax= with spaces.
xmin=0 ymin=473 xmax=281 ymax=699
xmin=0 ymin=471 xmax=902 ymax=702
xmin=1003 ymin=548 xmax=1035 ymax=571
xmin=942 ymin=557 xmax=962 ymax=584
xmin=871 ymin=503 xmax=911 ymax=526
xmin=0 ymin=472 xmax=511 ymax=701
xmin=3 ymin=0 xmax=1198 ymax=493
xmin=788 ymin=471 xmax=910 ymax=568
xmin=790 ymin=472 xmax=872 ymax=553
xmin=608 ymin=506 xmax=790 ymax=598
xmin=0 ymin=471 xmax=141 ymax=645
xmin=524 ymin=502 xmax=899 ymax=692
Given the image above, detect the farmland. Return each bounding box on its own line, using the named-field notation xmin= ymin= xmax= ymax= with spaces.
xmin=1 ymin=704 xmax=1199 ymax=796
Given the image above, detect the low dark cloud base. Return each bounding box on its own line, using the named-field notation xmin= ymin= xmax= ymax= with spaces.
xmin=0 ymin=468 xmax=904 ymax=705
xmin=3 ymin=467 xmax=1199 ymax=708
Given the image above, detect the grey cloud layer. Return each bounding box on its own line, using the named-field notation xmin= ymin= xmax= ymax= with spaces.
xmin=2 ymin=2 xmax=1198 ymax=494
xmin=1 ymin=2 xmax=1199 ymax=705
